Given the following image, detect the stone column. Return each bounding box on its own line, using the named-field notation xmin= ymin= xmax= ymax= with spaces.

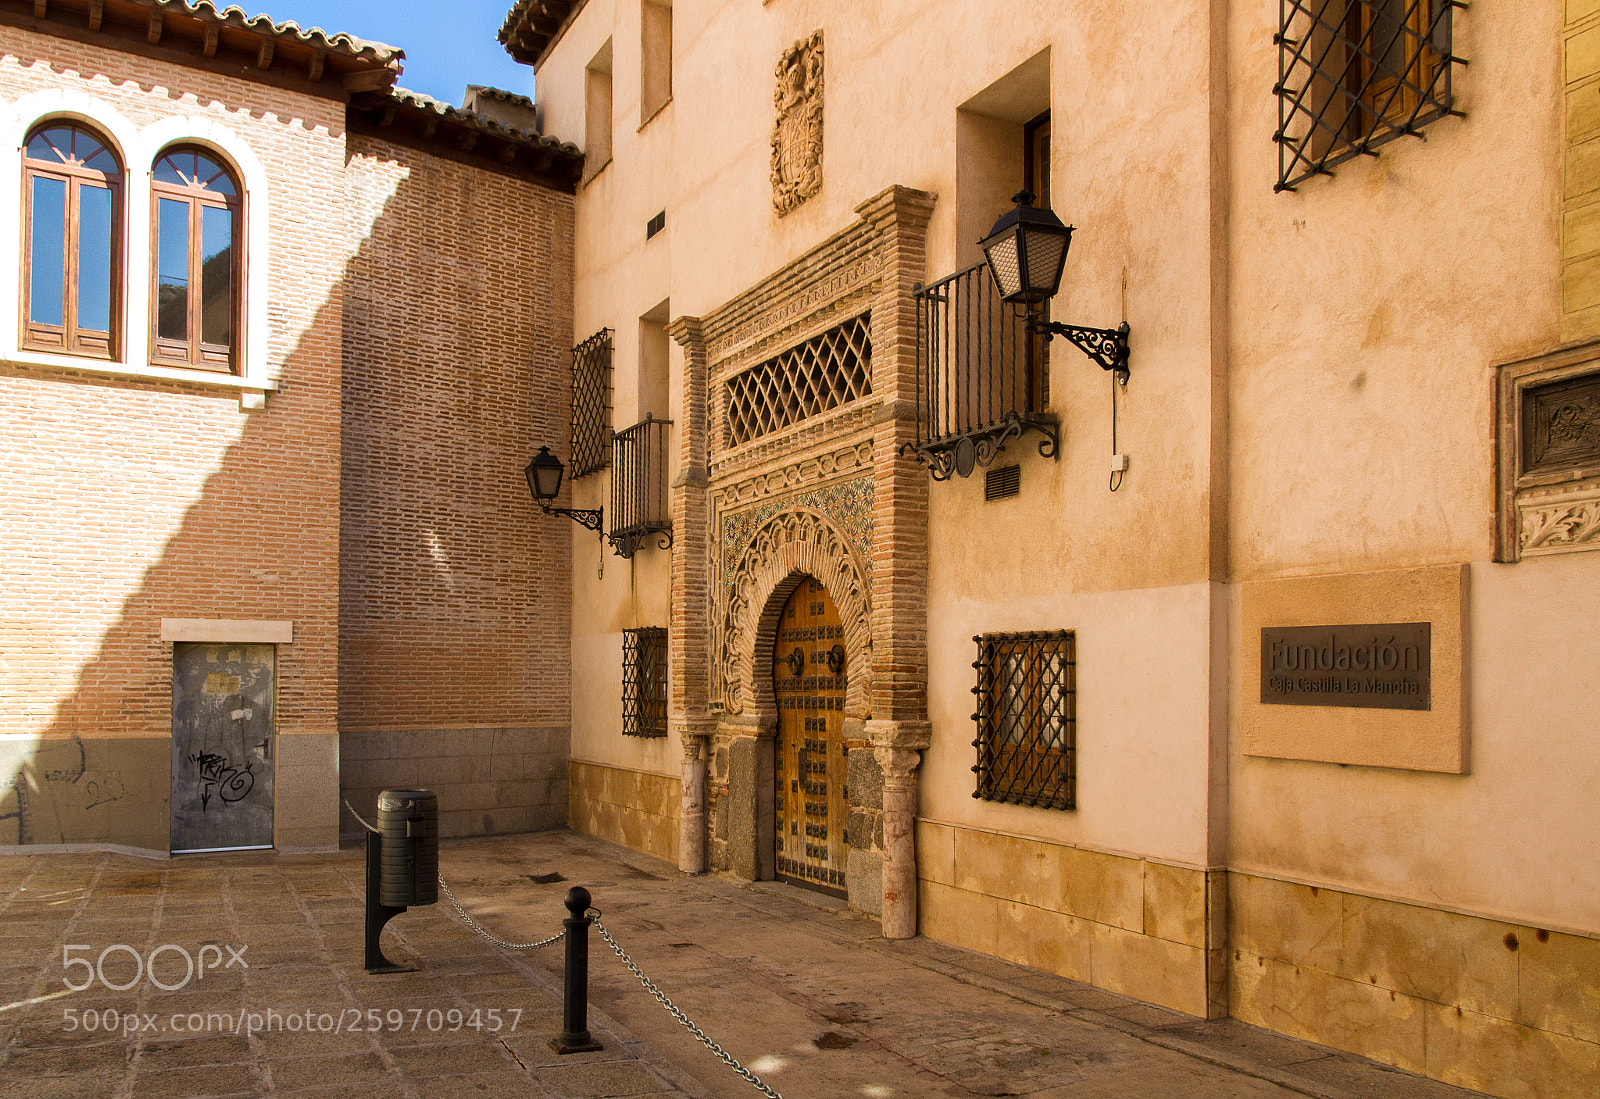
xmin=675 ymin=724 xmax=710 ymax=873
xmin=667 ymin=316 xmax=713 ymax=875
xmin=868 ymin=720 xmax=929 ymax=940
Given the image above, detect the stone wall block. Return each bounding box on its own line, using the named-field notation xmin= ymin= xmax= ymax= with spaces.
xmin=847 ymin=848 xmax=884 ymax=917
xmin=1424 ymin=1000 xmax=1600 ymax=1098
xmin=847 ymin=746 xmax=882 ymax=810
xmin=1337 ymin=894 xmax=1520 ymax=1020
xmin=1516 ymin=927 xmax=1600 ymax=1044
xmin=997 ymin=901 xmax=1092 ymax=985
xmin=1142 ymin=861 xmax=1207 ymax=948
xmin=1228 ymin=872 xmax=1342 ymax=972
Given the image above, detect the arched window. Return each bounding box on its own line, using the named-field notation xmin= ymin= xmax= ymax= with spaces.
xmin=151 ymin=146 xmax=241 ymax=372
xmin=22 ymin=121 xmax=123 ymax=358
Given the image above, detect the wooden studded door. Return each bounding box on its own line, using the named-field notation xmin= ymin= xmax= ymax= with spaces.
xmin=773 ymin=576 xmax=849 ymax=896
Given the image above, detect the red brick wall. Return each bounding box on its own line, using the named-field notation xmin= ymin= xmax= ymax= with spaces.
xmin=0 ymin=31 xmax=349 ymax=845
xmin=339 ymin=135 xmax=574 ymax=732
xmin=0 ymin=32 xmax=346 ymax=744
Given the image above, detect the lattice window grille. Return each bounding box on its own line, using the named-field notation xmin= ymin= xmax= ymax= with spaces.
xmin=571 ymin=328 xmax=613 ymax=478
xmin=724 ymin=314 xmax=872 ymax=447
xmin=623 ymin=627 xmax=668 ymax=738
xmin=972 ymin=630 xmax=1075 ymax=811
xmin=1274 ymin=0 xmax=1463 ymax=192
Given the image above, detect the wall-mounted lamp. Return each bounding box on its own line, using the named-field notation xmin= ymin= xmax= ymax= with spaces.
xmin=524 ymin=447 xmax=603 ymax=532
xmin=980 ymin=192 xmax=1130 ymax=385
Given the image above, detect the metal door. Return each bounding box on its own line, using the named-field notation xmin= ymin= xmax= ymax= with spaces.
xmin=773 ymin=576 xmax=849 ymax=895
xmin=170 ymin=642 xmax=274 ymax=853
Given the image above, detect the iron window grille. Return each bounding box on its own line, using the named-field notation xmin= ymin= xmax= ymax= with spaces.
xmin=1274 ymin=0 xmax=1464 ymax=192
xmin=570 ymin=328 xmax=613 ymax=478
xmin=723 ymin=314 xmax=872 ymax=447
xmin=609 ymin=414 xmax=673 ymax=558
xmin=972 ymin=630 xmax=1075 ymax=811
xmin=623 ymin=627 xmax=668 ymax=738
xmin=902 ymin=262 xmax=1054 ymax=481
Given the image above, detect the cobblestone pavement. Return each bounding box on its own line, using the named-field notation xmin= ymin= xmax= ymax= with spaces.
xmin=0 ymin=830 xmax=1492 ymax=1099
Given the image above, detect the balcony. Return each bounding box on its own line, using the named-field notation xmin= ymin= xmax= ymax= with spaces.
xmin=902 ymin=262 xmax=1055 ymax=481
xmin=608 ymin=415 xmax=673 ymax=558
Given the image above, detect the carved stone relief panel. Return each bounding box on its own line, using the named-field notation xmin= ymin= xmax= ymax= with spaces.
xmin=1497 ymin=342 xmax=1600 ymax=561
xmin=771 ymin=30 xmax=823 ymax=217
xmin=711 ymin=463 xmax=875 ymax=716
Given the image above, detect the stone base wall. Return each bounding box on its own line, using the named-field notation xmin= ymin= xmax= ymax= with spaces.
xmin=569 ymin=760 xmax=679 ymax=864
xmin=340 ymin=727 xmax=569 ymax=839
xmin=916 ymin=820 xmax=1226 ymax=1018
xmin=0 ymin=736 xmax=169 ymax=851
xmin=275 ymin=732 xmax=340 ymax=850
xmin=1230 ymin=872 xmax=1600 ymax=1098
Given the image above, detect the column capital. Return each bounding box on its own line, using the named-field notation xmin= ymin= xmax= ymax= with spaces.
xmin=865 ymin=719 xmax=931 ymax=752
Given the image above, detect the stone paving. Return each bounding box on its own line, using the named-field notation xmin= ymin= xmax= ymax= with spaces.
xmin=0 ymin=830 xmax=1493 ymax=1099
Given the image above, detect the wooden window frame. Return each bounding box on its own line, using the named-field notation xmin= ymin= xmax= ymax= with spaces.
xmin=972 ymin=630 xmax=1076 ymax=810
xmin=1277 ymin=0 xmax=1458 ymax=191
xmin=1343 ymin=0 xmax=1438 ymax=141
xmin=20 ymin=123 xmax=123 ymax=360
xmin=149 ymin=148 xmax=244 ymax=374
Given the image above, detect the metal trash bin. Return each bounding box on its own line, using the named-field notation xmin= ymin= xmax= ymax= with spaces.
xmin=377 ymin=788 xmax=438 ymax=908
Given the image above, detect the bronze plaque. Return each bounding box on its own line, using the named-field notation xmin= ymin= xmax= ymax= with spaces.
xmin=1261 ymin=624 xmax=1430 ymax=711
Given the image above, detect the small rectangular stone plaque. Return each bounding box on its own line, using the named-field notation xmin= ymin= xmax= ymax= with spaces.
xmin=1260 ymin=623 xmax=1430 ymax=711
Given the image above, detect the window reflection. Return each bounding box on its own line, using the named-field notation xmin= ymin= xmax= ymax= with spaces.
xmin=29 ymin=176 xmax=66 ymax=327
xmin=78 ymin=184 xmax=114 ymax=333
xmin=151 ymin=146 xmax=242 ymax=371
xmin=157 ymin=198 xmax=190 ymax=342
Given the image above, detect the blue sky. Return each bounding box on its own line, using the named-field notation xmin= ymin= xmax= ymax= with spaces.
xmin=249 ymin=0 xmax=535 ymax=106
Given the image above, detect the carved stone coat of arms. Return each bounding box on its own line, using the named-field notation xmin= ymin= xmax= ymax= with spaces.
xmin=771 ymin=31 xmax=824 ymax=216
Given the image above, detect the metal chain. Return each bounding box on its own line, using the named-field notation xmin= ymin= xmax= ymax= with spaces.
xmin=437 ymin=876 xmax=566 ymax=951
xmin=343 ymin=797 xmax=563 ymax=952
xmin=343 ymin=797 xmax=379 ymax=833
xmin=590 ymin=914 xmax=782 ymax=1099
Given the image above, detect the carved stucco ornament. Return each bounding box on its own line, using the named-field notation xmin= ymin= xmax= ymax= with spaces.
xmin=771 ymin=30 xmax=823 ymax=217
xmin=718 ymin=508 xmax=870 ymax=716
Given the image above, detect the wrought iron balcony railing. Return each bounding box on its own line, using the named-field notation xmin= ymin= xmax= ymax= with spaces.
xmin=901 ymin=261 xmax=1055 ymax=480
xmin=608 ymin=415 xmax=673 ymax=559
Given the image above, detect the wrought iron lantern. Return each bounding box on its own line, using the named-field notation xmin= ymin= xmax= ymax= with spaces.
xmin=524 ymin=446 xmax=603 ymax=532
xmin=980 ymin=192 xmax=1130 ymax=384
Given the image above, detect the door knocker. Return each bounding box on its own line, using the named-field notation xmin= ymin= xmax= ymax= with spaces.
xmin=826 ymin=644 xmax=846 ymax=676
xmin=786 ymin=647 xmax=805 ymax=676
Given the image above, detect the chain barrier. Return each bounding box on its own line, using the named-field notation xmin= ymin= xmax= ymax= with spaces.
xmin=438 ymin=876 xmax=566 ymax=951
xmin=347 ymin=797 xmax=774 ymax=1094
xmin=344 ymin=797 xmax=380 ymax=833
xmin=344 ymin=797 xmax=564 ymax=953
xmin=590 ymin=913 xmax=783 ymax=1099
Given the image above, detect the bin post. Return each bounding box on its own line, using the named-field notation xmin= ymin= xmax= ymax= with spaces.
xmin=550 ymin=886 xmax=603 ymax=1053
xmin=364 ymin=831 xmax=413 ymax=973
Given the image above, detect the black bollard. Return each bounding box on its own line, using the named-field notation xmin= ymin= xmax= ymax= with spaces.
xmin=550 ymin=886 xmax=603 ymax=1054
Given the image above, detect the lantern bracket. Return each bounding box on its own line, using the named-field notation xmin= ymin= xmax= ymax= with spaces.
xmin=539 ymin=501 xmax=604 ymax=532
xmin=1028 ymin=313 xmax=1130 ymax=384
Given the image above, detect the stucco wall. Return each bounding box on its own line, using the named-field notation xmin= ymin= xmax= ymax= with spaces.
xmin=542 ymin=0 xmax=1231 ymax=877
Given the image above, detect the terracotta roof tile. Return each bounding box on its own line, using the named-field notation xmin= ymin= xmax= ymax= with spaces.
xmin=498 ymin=0 xmax=588 ymax=69
xmin=152 ymin=0 xmax=403 ymax=62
